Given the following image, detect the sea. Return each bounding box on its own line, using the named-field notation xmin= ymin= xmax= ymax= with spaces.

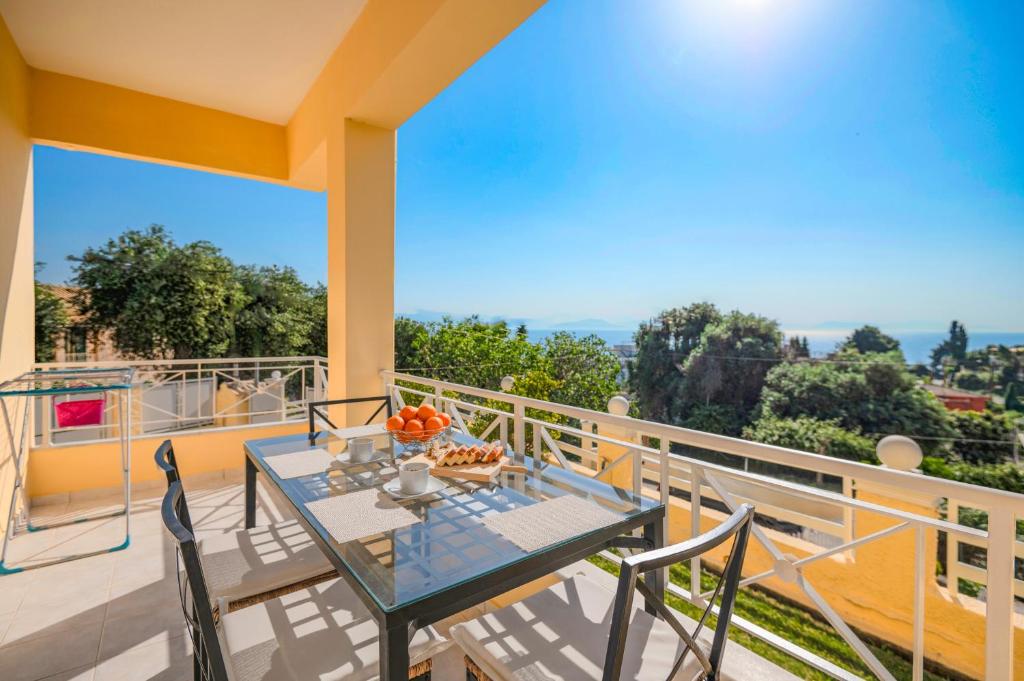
xmin=526 ymin=329 xmax=1024 ymax=366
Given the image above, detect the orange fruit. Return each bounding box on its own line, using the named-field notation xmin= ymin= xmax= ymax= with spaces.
xmin=403 ymin=418 xmax=424 ymax=434
xmin=424 ymin=416 xmax=444 ymax=433
xmin=437 ymin=412 xmax=451 ymax=428
xmin=399 ymin=405 xmax=418 ymax=421
xmin=385 ymin=415 xmax=405 ymax=432
xmin=416 ymin=403 xmax=437 ymax=421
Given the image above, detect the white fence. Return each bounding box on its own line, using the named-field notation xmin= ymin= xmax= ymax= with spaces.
xmin=32 ymin=357 xmax=328 ymax=446
xmin=383 ymin=370 xmax=1023 ymax=681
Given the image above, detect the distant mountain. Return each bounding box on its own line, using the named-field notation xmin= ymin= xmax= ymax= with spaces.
xmin=550 ymin=318 xmax=628 ymax=330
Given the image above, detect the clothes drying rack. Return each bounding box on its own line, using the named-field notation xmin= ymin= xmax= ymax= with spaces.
xmin=0 ymin=367 xmax=134 ymax=574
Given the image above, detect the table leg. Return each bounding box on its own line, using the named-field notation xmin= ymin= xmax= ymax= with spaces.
xmin=379 ymin=620 xmax=410 ymax=681
xmin=643 ymin=518 xmax=666 ymax=616
xmin=245 ymin=456 xmax=257 ymax=529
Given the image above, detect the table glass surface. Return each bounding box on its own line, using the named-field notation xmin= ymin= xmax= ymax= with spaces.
xmin=244 ymin=429 xmax=661 ymax=613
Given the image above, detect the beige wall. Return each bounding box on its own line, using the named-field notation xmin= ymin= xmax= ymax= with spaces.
xmin=0 ymin=16 xmax=34 ymax=540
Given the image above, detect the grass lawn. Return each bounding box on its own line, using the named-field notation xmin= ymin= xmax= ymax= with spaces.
xmin=588 ymin=554 xmax=957 ymax=681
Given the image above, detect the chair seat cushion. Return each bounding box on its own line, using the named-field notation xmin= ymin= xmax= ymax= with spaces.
xmin=199 ymin=519 xmax=335 ymax=603
xmin=450 ymin=575 xmax=708 ymax=681
xmin=218 ymin=577 xmax=450 ymax=681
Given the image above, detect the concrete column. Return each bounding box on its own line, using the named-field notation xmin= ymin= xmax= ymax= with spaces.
xmin=326 ymin=119 xmax=395 ymax=426
xmin=0 ymin=16 xmax=35 ymax=539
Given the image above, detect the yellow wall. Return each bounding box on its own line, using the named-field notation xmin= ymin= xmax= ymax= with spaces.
xmin=0 ymin=15 xmax=34 ymax=540
xmin=656 ymin=480 xmax=1021 ymax=680
xmin=27 ymin=422 xmax=305 ymax=498
xmin=30 ymin=69 xmax=291 ymax=186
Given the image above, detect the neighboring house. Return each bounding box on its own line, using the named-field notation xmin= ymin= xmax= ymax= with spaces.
xmin=41 ymin=284 xmax=119 ymax=363
xmin=923 ymin=384 xmax=990 ymax=412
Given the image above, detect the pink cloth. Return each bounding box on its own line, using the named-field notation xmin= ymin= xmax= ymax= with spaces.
xmin=55 ymin=398 xmax=105 ymax=427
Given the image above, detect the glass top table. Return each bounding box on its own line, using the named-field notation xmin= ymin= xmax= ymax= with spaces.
xmin=243 ymin=427 xmax=665 ymax=681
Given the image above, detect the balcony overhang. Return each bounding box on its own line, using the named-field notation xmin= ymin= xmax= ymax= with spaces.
xmin=2 ymin=0 xmax=545 ymax=188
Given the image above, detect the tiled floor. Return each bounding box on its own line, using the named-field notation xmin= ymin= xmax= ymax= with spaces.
xmin=0 ymin=478 xmax=481 ymax=681
xmin=2 ymin=476 xmax=797 ymax=681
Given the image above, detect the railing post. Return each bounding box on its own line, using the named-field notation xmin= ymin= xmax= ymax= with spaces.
xmin=842 ymin=476 xmax=855 ymax=558
xmin=513 ymin=403 xmax=525 ymax=456
xmin=598 ymin=396 xmax=634 ymax=490
xmin=690 ymin=463 xmax=704 ymax=604
xmin=946 ymin=499 xmax=961 ymax=595
xmin=984 ymin=507 xmax=1015 ymax=680
xmin=912 ymin=524 xmax=926 ymax=681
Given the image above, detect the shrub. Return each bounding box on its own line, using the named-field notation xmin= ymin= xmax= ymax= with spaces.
xmin=743 ymin=416 xmax=877 ymax=463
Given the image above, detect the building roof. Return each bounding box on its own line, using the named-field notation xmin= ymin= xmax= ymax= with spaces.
xmin=922 ymin=384 xmax=989 ymax=400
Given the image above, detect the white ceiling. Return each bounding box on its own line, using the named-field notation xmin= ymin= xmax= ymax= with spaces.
xmin=0 ymin=0 xmax=366 ymax=124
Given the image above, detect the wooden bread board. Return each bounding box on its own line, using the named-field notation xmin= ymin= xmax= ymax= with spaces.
xmin=405 ymin=452 xmax=527 ymax=482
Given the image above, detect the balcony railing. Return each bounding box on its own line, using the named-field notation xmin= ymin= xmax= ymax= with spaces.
xmin=31 ymin=356 xmax=328 ymax=447
xmin=24 ymin=358 xmax=1021 ymax=679
xmin=382 ymin=370 xmax=1023 ymax=681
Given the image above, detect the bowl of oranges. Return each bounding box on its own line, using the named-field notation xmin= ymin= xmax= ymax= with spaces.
xmin=385 ymin=402 xmax=452 ymax=453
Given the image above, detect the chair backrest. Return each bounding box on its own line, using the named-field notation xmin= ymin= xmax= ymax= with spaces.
xmin=154 ymin=439 xmax=180 ymax=485
xmin=161 ymin=481 xmax=230 ymax=681
xmin=154 ymin=440 xmax=192 ymax=532
xmin=306 ymin=395 xmax=393 ymax=439
xmin=603 ymin=504 xmax=755 ymax=681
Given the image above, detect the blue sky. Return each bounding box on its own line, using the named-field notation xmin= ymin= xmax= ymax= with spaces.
xmin=35 ymin=0 xmax=1024 ymax=332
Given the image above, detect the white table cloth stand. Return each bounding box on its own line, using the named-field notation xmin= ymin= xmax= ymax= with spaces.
xmin=0 ymin=367 xmax=134 ymax=574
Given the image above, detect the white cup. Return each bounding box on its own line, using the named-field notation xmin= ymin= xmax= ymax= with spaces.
xmin=398 ymin=461 xmax=430 ymax=495
xmin=348 ymin=437 xmax=374 ymax=462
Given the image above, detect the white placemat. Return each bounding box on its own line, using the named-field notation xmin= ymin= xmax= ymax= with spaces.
xmin=304 ymin=488 xmax=421 ymax=544
xmin=264 ymin=448 xmax=335 ymax=479
xmin=481 ymin=494 xmax=624 ymax=553
xmin=330 ymin=423 xmax=387 ymax=440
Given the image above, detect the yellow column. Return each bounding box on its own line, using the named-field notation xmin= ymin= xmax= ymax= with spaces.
xmin=326 ymin=119 xmax=395 ymax=426
xmin=0 ymin=15 xmax=35 ymax=539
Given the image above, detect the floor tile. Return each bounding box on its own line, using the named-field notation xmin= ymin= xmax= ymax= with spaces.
xmin=0 ymin=624 xmax=102 ymax=681
xmin=93 ymin=636 xmax=192 ymax=681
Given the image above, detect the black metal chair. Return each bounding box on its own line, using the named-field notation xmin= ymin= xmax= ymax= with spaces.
xmin=161 ymin=482 xmax=447 ymax=681
xmin=152 ymin=440 xmax=335 ymax=611
xmin=307 ymin=395 xmax=393 ymax=442
xmin=453 ymin=504 xmax=756 ymax=681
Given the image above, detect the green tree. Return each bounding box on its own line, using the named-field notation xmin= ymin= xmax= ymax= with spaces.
xmin=70 ymin=225 xmax=243 ymax=359
xmin=759 ymin=350 xmax=955 ymax=450
xmin=408 ymin=316 xmax=539 ymax=390
xmin=744 ymin=415 xmax=877 ymax=463
xmin=948 ymin=410 xmax=1016 ymax=465
xmin=394 ymin=317 xmax=429 ymax=371
xmin=232 ymin=265 xmax=314 ymax=357
xmin=784 ymin=336 xmax=810 ymax=359
xmin=678 ymin=311 xmax=783 ymax=431
xmin=628 ymin=303 xmax=721 ymax=423
xmin=840 ymin=325 xmax=901 ymax=356
xmin=34 ymin=279 xmax=68 ymax=363
xmin=930 ymin=320 xmax=968 ymax=371
xmin=302 ymin=284 xmax=328 ymax=357
xmin=540 ymin=331 xmax=621 ymax=412
xmin=1005 ymin=382 xmax=1023 ymax=413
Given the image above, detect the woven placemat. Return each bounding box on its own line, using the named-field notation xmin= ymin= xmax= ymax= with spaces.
xmin=481 ymin=494 xmax=624 ymax=553
xmin=304 ymin=488 xmax=420 ymax=544
xmin=264 ymin=448 xmax=335 ymax=479
xmin=330 ymin=423 xmax=386 ymax=440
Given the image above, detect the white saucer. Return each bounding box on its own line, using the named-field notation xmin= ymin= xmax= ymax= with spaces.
xmin=382 ymin=476 xmax=448 ymax=499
